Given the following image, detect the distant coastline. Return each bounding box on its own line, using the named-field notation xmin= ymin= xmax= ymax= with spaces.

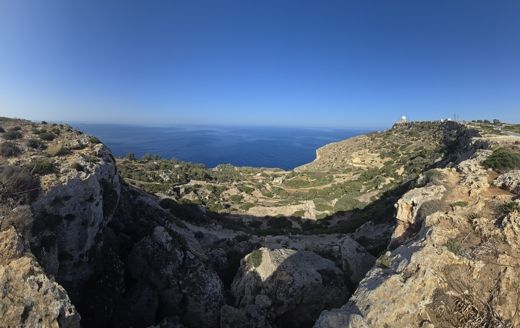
xmin=70 ymin=123 xmax=371 ymax=170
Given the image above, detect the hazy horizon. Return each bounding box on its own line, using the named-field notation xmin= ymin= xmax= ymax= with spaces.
xmin=1 ymin=1 xmax=520 ymax=126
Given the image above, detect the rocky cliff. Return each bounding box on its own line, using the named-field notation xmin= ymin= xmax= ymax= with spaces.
xmin=1 ymin=117 xmax=519 ymax=328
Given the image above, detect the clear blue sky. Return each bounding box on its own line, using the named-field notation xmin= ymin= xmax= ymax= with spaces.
xmin=0 ymin=0 xmax=519 ymax=128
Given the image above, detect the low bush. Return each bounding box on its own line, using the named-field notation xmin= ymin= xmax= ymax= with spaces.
xmin=47 ymin=144 xmax=71 ymax=157
xmin=2 ymin=130 xmax=22 ymax=140
xmin=495 ymin=201 xmax=519 ymax=217
xmin=0 ymin=142 xmax=21 ymax=157
xmin=483 ymin=148 xmax=520 ymax=172
xmin=27 ymin=139 xmax=46 ymax=149
xmin=88 ymin=136 xmax=101 ymax=144
xmin=10 ymin=126 xmax=22 ymax=131
xmin=39 ymin=132 xmax=56 ymax=141
xmin=0 ymin=126 xmax=4 ymax=133
xmin=30 ymin=158 xmax=55 ymax=175
xmin=446 ymin=239 xmax=461 ymax=255
xmin=0 ymin=165 xmax=39 ymax=204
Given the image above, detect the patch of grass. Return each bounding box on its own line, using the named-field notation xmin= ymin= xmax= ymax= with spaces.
xmin=2 ymin=130 xmax=22 ymax=140
xmin=376 ymin=253 xmax=392 ymax=268
xmin=495 ymin=201 xmax=520 ymax=217
xmin=30 ymin=158 xmax=55 ymax=175
xmin=0 ymin=165 xmax=39 ymax=203
xmin=47 ymin=144 xmax=71 ymax=157
xmin=483 ymin=148 xmax=520 ymax=172
xmin=446 ymin=239 xmax=461 ymax=255
xmin=0 ymin=142 xmax=21 ymax=157
xmin=466 ymin=212 xmax=479 ymax=220
xmin=39 ymin=132 xmax=56 ymax=141
xmin=246 ymin=249 xmax=263 ymax=268
xmin=88 ymin=136 xmax=101 ymax=144
xmin=450 ymin=201 xmax=468 ymax=209
xmin=26 ymin=139 xmax=46 ymax=149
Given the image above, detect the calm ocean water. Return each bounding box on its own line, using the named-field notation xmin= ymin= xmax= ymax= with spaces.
xmin=70 ymin=124 xmax=370 ymax=170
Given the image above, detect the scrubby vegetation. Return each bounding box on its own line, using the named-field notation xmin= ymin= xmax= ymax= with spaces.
xmin=2 ymin=129 xmax=22 ymax=140
xmin=39 ymin=132 xmax=56 ymax=141
xmin=0 ymin=165 xmax=39 ymax=208
xmin=0 ymin=142 xmax=21 ymax=157
xmin=483 ymin=148 xmax=520 ymax=172
xmin=30 ymin=158 xmax=55 ymax=175
xmin=27 ymin=138 xmax=46 ymax=149
xmin=47 ymin=144 xmax=71 ymax=157
xmin=246 ymin=250 xmax=263 ymax=268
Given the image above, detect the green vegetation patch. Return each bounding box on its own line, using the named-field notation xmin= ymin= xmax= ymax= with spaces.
xmin=30 ymin=158 xmax=55 ymax=175
xmin=39 ymin=132 xmax=56 ymax=141
xmin=0 ymin=142 xmax=21 ymax=157
xmin=246 ymin=250 xmax=263 ymax=268
xmin=47 ymin=144 xmax=71 ymax=157
xmin=483 ymin=148 xmax=520 ymax=172
xmin=2 ymin=130 xmax=22 ymax=140
xmin=27 ymin=139 xmax=46 ymax=150
xmin=495 ymin=201 xmax=519 ymax=217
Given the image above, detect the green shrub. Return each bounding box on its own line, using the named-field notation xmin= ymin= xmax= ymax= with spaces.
xmin=26 ymin=139 xmax=46 ymax=149
xmin=39 ymin=132 xmax=56 ymax=141
xmin=0 ymin=142 xmax=21 ymax=157
xmin=246 ymin=250 xmax=263 ymax=268
xmin=0 ymin=166 xmax=39 ymax=203
xmin=495 ymin=201 xmax=520 ymax=217
xmin=47 ymin=144 xmax=71 ymax=157
xmin=30 ymin=158 xmax=55 ymax=175
xmin=446 ymin=239 xmax=461 ymax=255
xmin=88 ymin=136 xmax=101 ymax=144
xmin=71 ymin=162 xmax=84 ymax=172
xmin=0 ymin=126 xmax=4 ymax=133
xmin=450 ymin=201 xmax=468 ymax=209
xmin=376 ymin=253 xmax=392 ymax=268
xmin=2 ymin=130 xmax=22 ymax=140
xmin=483 ymin=148 xmax=520 ymax=172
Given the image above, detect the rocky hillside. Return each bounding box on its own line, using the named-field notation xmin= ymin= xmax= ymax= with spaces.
xmin=1 ymin=116 xmax=519 ymax=328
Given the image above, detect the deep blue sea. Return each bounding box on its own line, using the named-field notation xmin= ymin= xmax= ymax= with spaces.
xmin=70 ymin=124 xmax=370 ymax=170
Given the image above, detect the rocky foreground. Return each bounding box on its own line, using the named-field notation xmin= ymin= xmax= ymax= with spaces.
xmin=1 ymin=117 xmax=519 ymax=327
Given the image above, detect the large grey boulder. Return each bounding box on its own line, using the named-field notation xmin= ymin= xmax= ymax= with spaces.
xmin=231 ymin=247 xmax=348 ymax=328
xmin=340 ymin=236 xmax=375 ymax=285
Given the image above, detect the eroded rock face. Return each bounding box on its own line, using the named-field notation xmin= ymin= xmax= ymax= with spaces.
xmin=119 ymin=226 xmax=225 ymax=328
xmin=0 ymin=227 xmax=80 ymax=328
xmin=230 ymin=247 xmax=348 ymax=328
xmin=30 ymin=144 xmax=121 ymax=290
xmin=315 ymin=145 xmax=520 ymax=327
xmin=391 ymin=184 xmax=446 ymax=246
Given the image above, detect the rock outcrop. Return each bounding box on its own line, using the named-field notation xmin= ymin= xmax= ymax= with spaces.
xmin=229 ymin=247 xmax=348 ymax=328
xmin=494 ymin=170 xmax=520 ymax=194
xmin=0 ymin=227 xmax=80 ymax=328
xmin=315 ymin=136 xmax=520 ymax=327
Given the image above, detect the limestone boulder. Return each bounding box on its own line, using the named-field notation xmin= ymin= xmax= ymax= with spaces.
xmin=231 ymin=247 xmax=348 ymax=328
